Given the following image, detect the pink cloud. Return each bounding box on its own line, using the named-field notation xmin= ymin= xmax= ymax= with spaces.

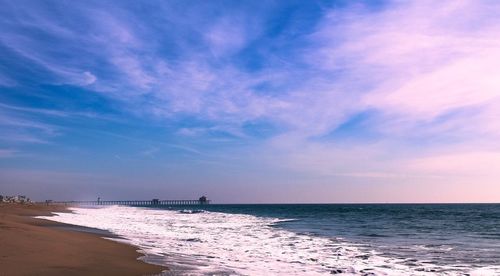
xmin=311 ymin=0 xmax=500 ymax=134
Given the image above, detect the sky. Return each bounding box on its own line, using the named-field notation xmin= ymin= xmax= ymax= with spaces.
xmin=1 ymin=0 xmax=499 ymax=203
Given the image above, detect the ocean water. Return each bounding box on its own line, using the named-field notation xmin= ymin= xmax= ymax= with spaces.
xmin=39 ymin=204 xmax=500 ymax=275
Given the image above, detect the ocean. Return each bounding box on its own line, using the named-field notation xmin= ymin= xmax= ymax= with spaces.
xmin=39 ymin=204 xmax=500 ymax=275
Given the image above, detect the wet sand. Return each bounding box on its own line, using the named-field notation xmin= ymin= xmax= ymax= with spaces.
xmin=0 ymin=203 xmax=165 ymax=275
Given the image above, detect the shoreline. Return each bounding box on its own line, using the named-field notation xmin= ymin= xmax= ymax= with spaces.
xmin=0 ymin=203 xmax=166 ymax=275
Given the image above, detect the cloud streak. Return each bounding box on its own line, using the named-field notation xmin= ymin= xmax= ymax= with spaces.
xmin=1 ymin=0 xmax=500 ymax=201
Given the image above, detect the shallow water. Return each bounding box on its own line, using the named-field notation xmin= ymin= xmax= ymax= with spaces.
xmin=39 ymin=204 xmax=500 ymax=275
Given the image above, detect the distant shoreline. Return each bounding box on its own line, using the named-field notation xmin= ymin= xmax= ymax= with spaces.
xmin=0 ymin=203 xmax=166 ymax=275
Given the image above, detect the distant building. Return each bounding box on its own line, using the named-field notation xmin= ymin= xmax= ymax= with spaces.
xmin=1 ymin=195 xmax=31 ymax=204
xmin=14 ymin=195 xmax=26 ymax=203
xmin=199 ymin=196 xmax=208 ymax=204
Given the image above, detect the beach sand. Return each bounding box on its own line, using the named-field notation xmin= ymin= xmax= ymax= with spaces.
xmin=0 ymin=203 xmax=165 ymax=276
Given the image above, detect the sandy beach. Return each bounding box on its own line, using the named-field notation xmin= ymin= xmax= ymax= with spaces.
xmin=0 ymin=203 xmax=165 ymax=276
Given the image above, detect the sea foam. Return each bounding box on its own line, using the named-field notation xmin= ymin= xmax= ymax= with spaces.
xmin=38 ymin=206 xmax=500 ymax=275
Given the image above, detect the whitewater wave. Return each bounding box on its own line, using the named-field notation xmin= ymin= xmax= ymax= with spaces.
xmin=37 ymin=206 xmax=499 ymax=275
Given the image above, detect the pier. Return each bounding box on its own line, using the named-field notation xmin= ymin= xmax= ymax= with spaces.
xmin=42 ymin=196 xmax=210 ymax=206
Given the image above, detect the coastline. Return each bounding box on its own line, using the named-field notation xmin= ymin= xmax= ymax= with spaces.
xmin=0 ymin=203 xmax=166 ymax=276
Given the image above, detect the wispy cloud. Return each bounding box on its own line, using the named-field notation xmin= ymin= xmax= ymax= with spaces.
xmin=5 ymin=1 xmax=499 ymax=140
xmin=0 ymin=101 xmax=117 ymax=146
xmin=0 ymin=148 xmax=18 ymax=158
xmin=0 ymin=73 xmax=16 ymax=87
xmin=1 ymin=0 xmax=500 ymax=201
xmin=311 ymin=1 xmax=500 ymax=137
xmin=140 ymin=147 xmax=159 ymax=157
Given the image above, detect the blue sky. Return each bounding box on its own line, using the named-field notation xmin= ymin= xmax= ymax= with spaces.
xmin=1 ymin=0 xmax=500 ymax=202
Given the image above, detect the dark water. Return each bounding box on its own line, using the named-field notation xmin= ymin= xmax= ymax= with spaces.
xmin=172 ymin=204 xmax=500 ymax=269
